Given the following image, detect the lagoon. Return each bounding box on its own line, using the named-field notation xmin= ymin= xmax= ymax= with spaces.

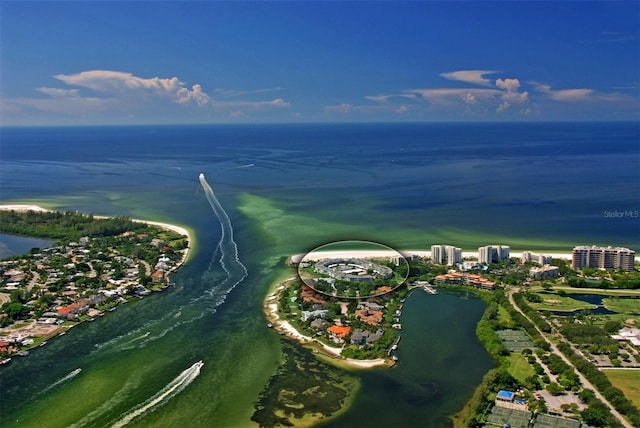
xmin=0 ymin=234 xmax=55 ymax=259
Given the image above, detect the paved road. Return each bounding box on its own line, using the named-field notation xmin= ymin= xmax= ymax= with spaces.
xmin=507 ymin=288 xmax=633 ymax=428
xmin=26 ymin=271 xmax=40 ymax=293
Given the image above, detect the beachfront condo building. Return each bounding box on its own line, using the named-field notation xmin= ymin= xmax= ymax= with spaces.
xmin=572 ymin=246 xmax=635 ymax=271
xmin=521 ymin=251 xmax=553 ymax=265
xmin=430 ymin=245 xmax=462 ymax=266
xmin=478 ymin=245 xmax=510 ymax=264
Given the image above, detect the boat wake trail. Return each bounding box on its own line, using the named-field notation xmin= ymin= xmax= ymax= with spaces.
xmin=198 ymin=173 xmax=248 ymax=302
xmin=40 ymin=368 xmax=82 ymax=395
xmin=111 ymin=361 xmax=204 ymax=427
xmin=92 ymin=175 xmax=247 ymax=356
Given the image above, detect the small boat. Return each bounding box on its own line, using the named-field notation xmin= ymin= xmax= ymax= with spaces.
xmin=0 ymin=357 xmax=12 ymax=365
xmin=267 ymin=323 xmax=274 ymax=328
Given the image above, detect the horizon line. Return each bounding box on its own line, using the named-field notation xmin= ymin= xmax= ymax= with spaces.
xmin=2 ymin=119 xmax=638 ymax=129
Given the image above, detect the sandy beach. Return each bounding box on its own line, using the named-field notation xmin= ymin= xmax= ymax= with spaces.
xmin=292 ymin=249 xmax=575 ymax=263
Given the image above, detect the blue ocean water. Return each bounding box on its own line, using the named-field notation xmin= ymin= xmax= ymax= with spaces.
xmin=2 ymin=122 xmax=638 ymax=248
xmin=0 ymin=122 xmax=638 ymax=427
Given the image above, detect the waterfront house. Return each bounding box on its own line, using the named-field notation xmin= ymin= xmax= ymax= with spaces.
xmin=151 ymin=270 xmax=165 ymax=283
xmin=301 ymin=309 xmax=329 ymax=322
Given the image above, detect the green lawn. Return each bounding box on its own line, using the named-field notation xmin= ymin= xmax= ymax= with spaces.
xmin=602 ymin=298 xmax=640 ymax=315
xmin=527 ymin=292 xmax=597 ymax=312
xmin=603 ymin=369 xmax=640 ymax=408
xmin=498 ymin=305 xmax=515 ymax=328
xmin=506 ymin=353 xmax=535 ymax=383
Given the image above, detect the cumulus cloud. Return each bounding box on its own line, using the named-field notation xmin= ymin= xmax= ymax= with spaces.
xmin=495 ymin=78 xmax=528 ymax=112
xmin=465 ymin=93 xmax=477 ymax=105
xmin=3 ymin=69 xmax=296 ymax=123
xmin=441 ymin=70 xmax=496 ymax=86
xmin=176 ymin=84 xmax=210 ymax=106
xmin=54 ymin=70 xmax=211 ymax=106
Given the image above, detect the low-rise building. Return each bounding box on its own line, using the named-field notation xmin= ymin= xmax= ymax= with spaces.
xmin=301 ymin=309 xmax=329 ymax=322
xmin=612 ymin=327 xmax=640 ymax=347
xmin=530 ymin=265 xmax=560 ymax=279
xmin=521 ymin=251 xmax=552 ymax=265
xmin=434 ymin=272 xmax=496 ymax=290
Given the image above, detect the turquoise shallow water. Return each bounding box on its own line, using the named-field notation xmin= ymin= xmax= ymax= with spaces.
xmin=0 ymin=123 xmax=637 ymax=426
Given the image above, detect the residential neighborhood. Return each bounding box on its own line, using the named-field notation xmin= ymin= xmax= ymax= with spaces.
xmin=0 ymin=219 xmax=188 ymax=361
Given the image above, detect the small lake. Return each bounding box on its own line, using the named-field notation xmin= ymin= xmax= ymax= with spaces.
xmin=0 ymin=234 xmax=56 ymax=260
xmin=550 ymin=294 xmax=638 ymax=316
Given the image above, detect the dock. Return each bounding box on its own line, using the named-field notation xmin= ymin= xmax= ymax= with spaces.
xmin=412 ymin=281 xmax=437 ymax=294
xmin=388 ymin=336 xmax=401 ymax=358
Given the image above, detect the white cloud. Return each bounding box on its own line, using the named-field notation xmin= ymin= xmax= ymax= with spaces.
xmin=3 ymin=69 xmax=297 ymax=123
xmin=36 ymin=87 xmax=81 ymax=98
xmin=176 ymin=84 xmax=210 ymax=106
xmin=495 ymin=78 xmax=519 ymax=92
xmin=365 ymin=93 xmax=418 ymax=103
xmin=465 ymin=93 xmax=477 ymax=105
xmin=211 ymin=98 xmax=290 ymax=110
xmin=535 ymin=84 xmax=594 ymax=102
xmin=3 ymin=95 xmax=115 ymax=116
xmin=406 ymin=88 xmax=502 ymax=104
xmin=54 ymin=70 xmax=211 ymax=106
xmin=220 ymin=87 xmax=285 ymax=98
xmin=495 ymin=78 xmax=528 ymax=112
xmin=440 ymin=70 xmax=496 ymax=86
xmin=497 ymin=101 xmax=510 ymax=113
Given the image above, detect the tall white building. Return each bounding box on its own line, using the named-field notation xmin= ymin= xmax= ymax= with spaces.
xmin=431 ymin=245 xmax=445 ymax=264
xmin=446 ymin=246 xmax=462 ymax=266
xmin=478 ymin=245 xmax=510 ymax=264
xmin=431 ymin=244 xmax=462 ymax=266
xmin=572 ymin=246 xmax=635 ymax=271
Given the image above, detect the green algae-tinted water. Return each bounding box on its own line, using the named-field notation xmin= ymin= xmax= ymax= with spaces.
xmin=1 ymin=123 xmax=636 ymax=426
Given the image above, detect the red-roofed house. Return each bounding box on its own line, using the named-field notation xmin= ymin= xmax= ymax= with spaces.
xmin=327 ymin=325 xmax=351 ymax=339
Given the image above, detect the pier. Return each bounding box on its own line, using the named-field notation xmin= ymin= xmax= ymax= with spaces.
xmin=388 ymin=336 xmax=401 ymax=358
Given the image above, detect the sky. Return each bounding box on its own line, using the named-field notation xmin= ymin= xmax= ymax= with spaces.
xmin=1 ymin=1 xmax=638 ymax=125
